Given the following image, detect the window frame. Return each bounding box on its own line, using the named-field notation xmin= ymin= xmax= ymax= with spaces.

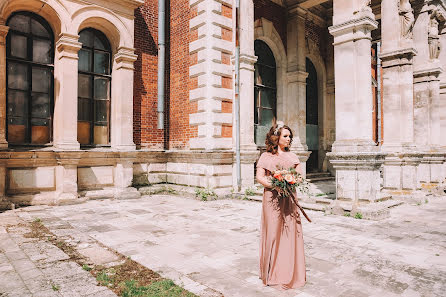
xmin=5 ymin=11 xmax=55 ymax=147
xmin=77 ymin=28 xmax=112 ymax=147
xmin=254 ymin=40 xmax=277 ymax=147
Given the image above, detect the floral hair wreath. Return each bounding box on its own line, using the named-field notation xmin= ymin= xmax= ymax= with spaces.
xmin=274 ymin=121 xmax=285 ymax=135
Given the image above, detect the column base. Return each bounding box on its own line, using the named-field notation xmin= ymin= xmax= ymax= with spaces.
xmin=327 ymin=151 xmax=384 ymax=203
xmin=53 ymin=141 xmax=80 ymax=151
xmin=111 ymin=144 xmax=137 ymax=151
xmin=0 ymin=140 xmax=8 ymax=150
xmin=331 ymin=139 xmax=378 ymax=153
xmin=382 ymin=152 xmax=421 ymax=191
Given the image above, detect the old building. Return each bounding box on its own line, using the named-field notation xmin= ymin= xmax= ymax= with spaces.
xmin=0 ymin=0 xmax=445 ymax=211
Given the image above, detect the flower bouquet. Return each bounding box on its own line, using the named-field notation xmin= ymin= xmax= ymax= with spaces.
xmin=270 ymin=167 xmax=312 ymax=222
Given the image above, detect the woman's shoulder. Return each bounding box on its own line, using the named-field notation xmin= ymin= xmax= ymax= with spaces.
xmin=284 ymin=151 xmax=300 ymax=163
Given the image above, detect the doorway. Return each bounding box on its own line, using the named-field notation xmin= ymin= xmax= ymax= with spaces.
xmin=306 ymin=58 xmax=319 ymax=172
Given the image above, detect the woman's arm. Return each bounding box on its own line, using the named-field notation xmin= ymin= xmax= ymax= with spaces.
xmin=256 ymin=167 xmax=273 ymax=189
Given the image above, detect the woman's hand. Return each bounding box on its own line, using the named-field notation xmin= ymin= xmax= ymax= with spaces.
xmin=256 ymin=167 xmax=273 ymax=189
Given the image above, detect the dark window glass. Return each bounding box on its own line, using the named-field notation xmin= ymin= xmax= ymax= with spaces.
xmin=254 ymin=40 xmax=277 ymax=146
xmin=78 ymin=28 xmax=111 ymax=146
xmin=6 ymin=12 xmax=54 ymax=145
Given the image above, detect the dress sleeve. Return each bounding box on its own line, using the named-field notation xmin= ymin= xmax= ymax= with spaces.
xmin=289 ymin=152 xmax=301 ymax=167
xmin=256 ymin=152 xmax=276 ymax=172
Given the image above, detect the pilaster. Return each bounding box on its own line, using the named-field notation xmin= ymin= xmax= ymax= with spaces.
xmin=189 ymin=0 xmax=234 ymax=150
xmin=328 ymin=1 xmax=382 ymax=203
xmin=0 ymin=25 xmax=8 ymax=149
xmin=54 ymin=33 xmax=82 ymax=150
xmin=111 ymin=47 xmax=137 ymax=151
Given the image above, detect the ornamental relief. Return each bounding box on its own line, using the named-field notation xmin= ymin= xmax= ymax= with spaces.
xmin=428 ymin=13 xmax=441 ymax=60
xmin=399 ymin=0 xmax=414 ymax=40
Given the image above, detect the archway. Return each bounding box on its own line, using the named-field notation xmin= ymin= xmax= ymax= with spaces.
xmin=306 ymin=57 xmax=319 ymax=172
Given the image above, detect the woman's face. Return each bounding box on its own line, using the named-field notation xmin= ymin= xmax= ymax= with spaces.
xmin=278 ymin=128 xmax=291 ymax=149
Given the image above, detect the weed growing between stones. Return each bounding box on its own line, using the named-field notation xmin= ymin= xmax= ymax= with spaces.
xmin=354 ymin=213 xmax=363 ymax=219
xmin=24 ymin=218 xmax=198 ymax=297
xmin=195 ymin=188 xmax=217 ymax=201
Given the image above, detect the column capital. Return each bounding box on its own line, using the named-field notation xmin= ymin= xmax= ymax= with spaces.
xmin=0 ymin=25 xmax=8 ymax=42
xmin=232 ymin=54 xmax=257 ymax=72
xmin=56 ymin=33 xmax=82 ymax=60
xmin=115 ymin=47 xmax=137 ymax=70
xmin=414 ymin=66 xmax=443 ymax=83
xmin=286 ymin=70 xmax=308 ymax=83
xmin=329 ymin=11 xmax=378 ymax=45
xmin=379 ymin=47 xmax=417 ymax=68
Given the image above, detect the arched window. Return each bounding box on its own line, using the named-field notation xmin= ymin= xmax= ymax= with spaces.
xmin=254 ymin=40 xmax=276 ymax=146
xmin=6 ymin=12 xmax=54 ymax=145
xmin=77 ymin=28 xmax=111 ymax=146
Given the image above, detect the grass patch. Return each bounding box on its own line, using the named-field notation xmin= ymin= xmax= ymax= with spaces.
xmin=343 ymin=213 xmax=351 ymax=217
xmin=22 ymin=218 xmax=198 ymax=297
xmin=354 ymin=213 xmax=363 ymax=219
xmin=195 ymin=188 xmax=217 ymax=201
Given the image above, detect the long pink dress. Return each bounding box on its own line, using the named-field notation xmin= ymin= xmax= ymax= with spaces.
xmin=257 ymin=151 xmax=306 ymax=289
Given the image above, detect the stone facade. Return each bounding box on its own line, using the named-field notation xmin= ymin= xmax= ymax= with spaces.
xmin=0 ymin=0 xmax=445 ymax=210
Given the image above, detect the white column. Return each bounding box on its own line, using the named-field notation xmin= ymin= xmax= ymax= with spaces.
xmin=0 ymin=25 xmax=8 ymax=149
xmin=328 ymin=1 xmax=384 ymax=205
xmin=55 ymin=152 xmax=81 ymax=202
xmin=111 ymin=47 xmax=137 ymax=151
xmin=329 ymin=3 xmax=377 ymax=152
xmin=54 ymin=33 xmax=82 ymax=150
xmin=239 ymin=0 xmax=257 ymax=152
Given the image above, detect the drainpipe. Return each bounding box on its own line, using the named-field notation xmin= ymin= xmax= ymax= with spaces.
xmin=377 ymin=42 xmax=382 ymax=144
xmin=157 ymin=0 xmax=165 ymax=129
xmin=235 ymin=0 xmax=241 ymax=192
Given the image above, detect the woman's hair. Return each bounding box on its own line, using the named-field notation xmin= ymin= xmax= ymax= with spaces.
xmin=265 ymin=123 xmax=293 ymax=154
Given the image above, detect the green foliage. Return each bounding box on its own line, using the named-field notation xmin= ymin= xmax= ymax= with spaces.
xmin=121 ymin=279 xmax=196 ymax=297
xmin=244 ymin=187 xmax=256 ymax=197
xmin=354 ymin=212 xmax=363 ymax=219
xmin=33 ymin=217 xmax=41 ymax=223
xmin=195 ymin=188 xmax=217 ymax=201
xmin=51 ymin=284 xmax=59 ymax=291
xmin=82 ymin=264 xmax=92 ymax=271
xmin=96 ymin=271 xmax=113 ymax=286
xmin=344 ymin=213 xmax=351 ymax=217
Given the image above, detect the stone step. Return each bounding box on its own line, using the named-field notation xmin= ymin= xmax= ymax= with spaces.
xmin=306 ymin=176 xmax=335 ymax=182
xmin=306 ymin=172 xmax=332 ymax=178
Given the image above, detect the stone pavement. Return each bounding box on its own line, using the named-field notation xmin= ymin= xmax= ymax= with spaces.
xmin=1 ymin=194 xmax=446 ymax=297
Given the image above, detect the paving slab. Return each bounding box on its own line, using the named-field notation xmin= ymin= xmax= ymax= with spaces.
xmin=2 ymin=194 xmax=446 ymax=297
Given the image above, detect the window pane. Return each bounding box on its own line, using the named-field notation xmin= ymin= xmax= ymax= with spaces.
xmin=8 ymin=63 xmax=28 ymax=90
xmin=8 ymin=117 xmax=26 ymax=143
xmin=31 ymin=19 xmax=50 ymax=38
xmin=94 ymin=125 xmax=108 ymax=145
xmin=8 ymin=15 xmax=30 ymax=33
xmin=32 ymin=67 xmax=51 ymax=93
xmin=78 ymin=49 xmax=91 ymax=72
xmin=254 ymin=89 xmax=259 ymax=125
xmin=260 ymin=108 xmax=274 ymax=126
xmin=77 ymin=122 xmax=90 ymax=145
xmin=79 ymin=30 xmax=94 ymax=48
xmin=78 ymin=74 xmax=92 ymax=98
xmin=260 ymin=89 xmax=275 ymax=109
xmin=78 ymin=98 xmax=91 ymax=121
xmin=31 ymin=118 xmax=50 ymax=144
xmin=94 ymin=78 xmax=109 ymax=99
xmin=94 ymin=52 xmax=109 ymax=74
xmin=257 ymin=65 xmax=276 ymax=88
xmin=10 ymin=34 xmax=27 ymax=59
xmin=94 ymin=35 xmax=108 ymax=50
xmin=95 ymin=100 xmax=109 ymax=123
xmin=33 ymin=39 xmax=52 ymax=63
xmin=8 ymin=90 xmax=27 ymax=117
xmin=255 ymin=125 xmax=269 ymax=147
xmin=31 ymin=93 xmax=50 ymax=118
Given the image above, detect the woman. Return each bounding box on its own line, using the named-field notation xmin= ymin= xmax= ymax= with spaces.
xmin=256 ymin=122 xmax=306 ymax=289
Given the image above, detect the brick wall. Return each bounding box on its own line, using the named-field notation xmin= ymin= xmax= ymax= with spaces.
xmin=134 ymin=0 xmax=197 ymax=150
xmin=254 ymin=0 xmax=287 ymax=51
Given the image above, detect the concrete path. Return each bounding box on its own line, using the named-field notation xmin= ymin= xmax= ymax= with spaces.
xmin=1 ymin=194 xmax=446 ymax=297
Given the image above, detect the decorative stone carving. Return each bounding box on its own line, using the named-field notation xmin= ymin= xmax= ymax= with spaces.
xmin=399 ymin=0 xmax=414 ymax=40
xmin=429 ymin=13 xmax=441 ymax=60
xmin=361 ymin=0 xmax=372 ymax=12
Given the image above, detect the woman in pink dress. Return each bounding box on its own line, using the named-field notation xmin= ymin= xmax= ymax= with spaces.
xmin=256 ymin=122 xmax=306 ymax=289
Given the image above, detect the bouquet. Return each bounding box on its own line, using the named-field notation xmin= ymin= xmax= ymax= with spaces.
xmin=270 ymin=167 xmax=312 ymax=222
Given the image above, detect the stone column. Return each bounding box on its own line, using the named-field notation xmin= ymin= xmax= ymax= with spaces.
xmin=111 ymin=47 xmax=137 ymax=151
xmin=328 ymin=1 xmax=384 ymax=204
xmin=113 ymin=154 xmax=140 ymax=199
xmin=55 ymin=152 xmax=81 ymax=203
xmin=0 ymin=25 xmax=8 ymax=149
xmin=54 ymin=33 xmax=82 ymax=150
xmin=285 ymin=8 xmax=310 ymax=173
xmin=439 ymin=30 xmax=446 ymax=183
xmin=413 ymin=4 xmax=445 ymax=186
xmin=379 ymin=0 xmax=419 ymax=193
